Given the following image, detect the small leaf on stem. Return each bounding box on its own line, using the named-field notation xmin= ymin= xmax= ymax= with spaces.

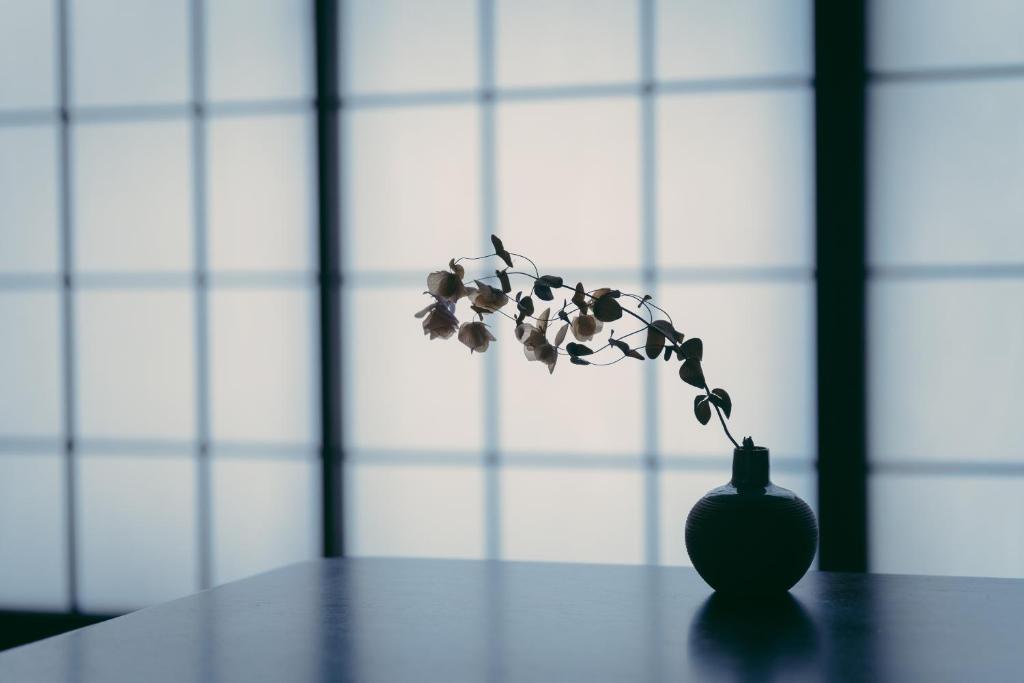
xmin=693 ymin=395 xmax=712 ymax=425
xmin=593 ymin=295 xmax=623 ymax=322
xmin=679 ymin=359 xmax=705 ymax=388
xmin=566 ymin=342 xmax=594 ymax=356
xmin=496 ymin=269 xmax=512 ymax=293
xmin=680 ymin=337 xmax=703 ymax=361
xmin=709 ymin=388 xmax=732 ymax=419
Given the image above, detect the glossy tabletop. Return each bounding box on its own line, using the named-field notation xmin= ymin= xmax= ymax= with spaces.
xmin=1 ymin=558 xmax=1022 ymax=682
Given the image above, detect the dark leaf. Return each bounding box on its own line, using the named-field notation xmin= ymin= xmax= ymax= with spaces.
xmin=693 ymin=396 xmax=712 ymax=425
xmin=650 ymin=319 xmax=682 ymax=344
xmin=572 ymin=282 xmax=589 ymax=314
xmin=496 ymin=269 xmax=512 ymax=293
xmin=625 ymin=348 xmax=645 ymax=360
xmin=491 ymin=235 xmax=514 ymax=268
xmin=663 ymin=346 xmax=674 ymax=361
xmin=557 ymin=307 xmax=570 ymax=323
xmin=680 ymin=337 xmax=703 ymax=361
xmin=678 ymin=359 xmax=706 ymax=389
xmin=565 ymin=342 xmax=594 ymax=357
xmin=608 ymin=337 xmax=644 ymax=360
xmin=538 ymin=275 xmax=563 ymax=288
xmin=515 ymin=311 xmax=526 ymax=325
xmin=709 ymin=388 xmax=732 ymax=419
xmin=517 ymin=296 xmax=534 ymax=316
xmin=570 ymin=356 xmax=591 ymax=366
xmin=593 ymin=295 xmax=623 ymax=322
xmin=533 ymin=282 xmax=554 ymax=301
xmin=645 ymin=327 xmax=666 ymax=359
xmin=637 ymin=294 xmax=653 ymax=308
xmin=490 ymin=234 xmax=505 ymax=253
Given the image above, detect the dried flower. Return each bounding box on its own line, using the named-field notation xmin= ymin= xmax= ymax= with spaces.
xmin=426 ymin=259 xmax=471 ymax=302
xmin=458 ymin=321 xmax=496 ymax=353
xmin=414 ymin=296 xmax=459 ymax=340
xmin=515 ymin=308 xmax=557 ymax=374
xmin=570 ymin=313 xmax=603 ymax=342
xmin=469 ymin=281 xmax=509 ymax=312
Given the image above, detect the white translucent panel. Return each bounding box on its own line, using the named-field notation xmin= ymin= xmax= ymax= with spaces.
xmin=496 ymin=0 xmax=637 ymax=87
xmin=657 ymin=90 xmax=814 ymax=269
xmin=207 ymin=114 xmax=315 ymax=272
xmin=870 ymin=0 xmax=1024 ymax=72
xmin=73 ymin=120 xmax=193 ymax=272
xmin=656 ymin=282 xmax=815 ymax=460
xmin=0 ymin=126 xmax=59 ymax=274
xmin=78 ymin=454 xmax=197 ymax=611
xmin=76 ymin=289 xmax=196 ymax=440
xmin=0 ymin=292 xmax=62 ymax=437
xmin=209 ymin=288 xmax=317 ymax=444
xmin=871 ymin=474 xmax=1024 ymax=578
xmin=343 ymin=0 xmax=477 ymax=94
xmin=70 ymin=0 xmax=189 ymax=106
xmin=211 ymin=457 xmax=319 ymax=585
xmin=206 ymin=0 xmax=312 ymax=101
xmin=501 ymin=467 xmax=644 ymax=564
xmin=346 ymin=287 xmax=484 ymax=453
xmin=497 ymin=98 xmax=641 ymax=269
xmin=0 ymin=453 xmax=67 ymax=609
xmin=346 ymin=463 xmax=484 ymax=558
xmin=868 ymin=81 xmax=1024 ymax=267
xmin=659 ymin=467 xmax=816 ymax=566
xmin=498 ymin=279 xmax=645 ymax=456
xmin=0 ymin=0 xmax=56 ymax=109
xmin=656 ymin=0 xmax=811 ymax=81
xmin=869 ymin=280 xmax=1024 ymax=463
xmin=345 ymin=105 xmax=480 ymax=272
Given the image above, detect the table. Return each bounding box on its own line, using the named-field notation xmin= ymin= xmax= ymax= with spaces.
xmin=1 ymin=558 xmax=1021 ymax=682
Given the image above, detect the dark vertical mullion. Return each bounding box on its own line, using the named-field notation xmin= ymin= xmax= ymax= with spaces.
xmin=56 ymin=0 xmax=79 ymax=613
xmin=814 ymin=0 xmax=868 ymax=572
xmin=189 ymin=0 xmax=212 ymax=590
xmin=315 ymin=0 xmax=344 ymax=557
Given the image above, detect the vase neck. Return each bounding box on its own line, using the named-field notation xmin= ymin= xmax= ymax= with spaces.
xmin=731 ymin=447 xmax=770 ymax=489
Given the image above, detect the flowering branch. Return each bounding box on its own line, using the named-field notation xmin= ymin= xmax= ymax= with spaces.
xmin=416 ymin=235 xmax=748 ymax=449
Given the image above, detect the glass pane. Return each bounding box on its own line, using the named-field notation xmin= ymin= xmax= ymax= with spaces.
xmin=496 ymin=0 xmax=637 ymax=87
xmin=211 ymin=457 xmax=319 ymax=585
xmin=0 ymin=453 xmax=67 ymax=609
xmin=209 ymin=287 xmax=318 ymax=445
xmin=869 ymin=279 xmax=1024 ymax=463
xmin=345 ymin=286 xmax=484 ymax=453
xmin=0 ymin=0 xmax=56 ymax=109
xmin=498 ymin=278 xmax=645 ymax=457
xmin=656 ymin=282 xmax=815 ymax=461
xmin=346 ymin=463 xmax=484 ymax=558
xmin=870 ymin=0 xmax=1024 ymax=72
xmin=78 ymin=453 xmax=197 ymax=611
xmin=0 ymin=291 xmax=62 ymax=437
xmin=343 ymin=0 xmax=477 ymax=94
xmin=868 ymin=81 xmax=1024 ymax=267
xmin=344 ymin=104 xmax=480 ymax=273
xmin=206 ymin=0 xmax=312 ymax=101
xmin=870 ymin=474 xmax=1024 ymax=578
xmin=657 ymin=90 xmax=813 ymax=269
xmin=496 ymin=98 xmax=641 ymax=269
xmin=207 ymin=113 xmax=315 ymax=272
xmin=0 ymin=125 xmax=59 ymax=274
xmin=73 ymin=120 xmax=193 ymax=273
xmin=501 ymin=466 xmax=644 ymax=564
xmin=70 ymin=0 xmax=189 ymax=106
xmin=76 ymin=289 xmax=196 ymax=440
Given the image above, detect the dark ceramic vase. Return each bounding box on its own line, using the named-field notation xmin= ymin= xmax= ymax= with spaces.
xmin=685 ymin=446 xmax=817 ymax=595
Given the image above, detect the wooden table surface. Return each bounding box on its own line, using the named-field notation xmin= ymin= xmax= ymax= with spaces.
xmin=1 ymin=558 xmax=1021 ymax=682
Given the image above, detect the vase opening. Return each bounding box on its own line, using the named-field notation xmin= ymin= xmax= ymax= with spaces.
xmin=731 ymin=446 xmax=770 ymax=490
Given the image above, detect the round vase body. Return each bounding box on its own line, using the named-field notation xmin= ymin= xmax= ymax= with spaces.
xmin=685 ymin=446 xmax=817 ymax=595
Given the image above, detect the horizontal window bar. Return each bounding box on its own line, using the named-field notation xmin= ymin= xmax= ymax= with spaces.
xmin=870 ymin=63 xmax=1024 ymax=84
xmin=868 ymin=263 xmax=1024 ymax=280
xmin=870 ymin=460 xmax=1024 ymax=477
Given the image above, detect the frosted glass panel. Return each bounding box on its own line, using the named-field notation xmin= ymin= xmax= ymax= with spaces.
xmin=497 ymin=98 xmax=640 ymax=269
xmin=657 ymin=90 xmax=814 ymax=268
xmin=76 ymin=289 xmax=196 ymax=440
xmin=206 ymin=0 xmax=312 ymax=101
xmin=871 ymin=474 xmax=1024 ymax=578
xmin=657 ymin=0 xmax=812 ymax=80
xmin=501 ymin=467 xmax=644 ymax=564
xmin=498 ymin=279 xmax=645 ymax=456
xmin=73 ymin=120 xmax=193 ymax=273
xmin=343 ymin=0 xmax=477 ymax=94
xmin=0 ymin=0 xmax=56 ymax=109
xmin=870 ymin=0 xmax=1024 ymax=72
xmin=79 ymin=453 xmax=197 ymax=611
xmin=345 ymin=105 xmax=479 ymax=272
xmin=0 ymin=453 xmax=67 ymax=609
xmin=656 ymin=282 xmax=815 ymax=460
xmin=211 ymin=457 xmax=319 ymax=585
xmin=70 ymin=0 xmax=189 ymax=106
xmin=346 ymin=464 xmax=484 ymax=558
xmin=0 ymin=292 xmax=62 ymax=437
xmin=869 ymin=81 xmax=1024 ymax=266
xmin=869 ymin=280 xmax=1024 ymax=463
xmin=346 ymin=287 xmax=484 ymax=453
xmin=0 ymin=126 xmax=59 ymax=273
xmin=208 ymin=114 xmax=315 ymax=272
xmin=210 ymin=288 xmax=317 ymax=444
xmin=496 ymin=0 xmax=637 ymax=87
